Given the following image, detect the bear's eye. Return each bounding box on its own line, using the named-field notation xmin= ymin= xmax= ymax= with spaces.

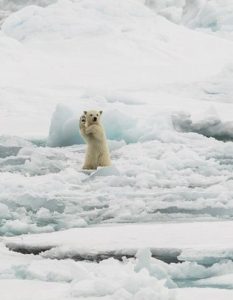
xmin=96 ymin=114 xmax=98 ymax=116
xmin=90 ymin=114 xmax=93 ymax=117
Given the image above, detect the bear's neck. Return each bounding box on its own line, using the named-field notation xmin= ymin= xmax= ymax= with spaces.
xmin=87 ymin=122 xmax=101 ymax=126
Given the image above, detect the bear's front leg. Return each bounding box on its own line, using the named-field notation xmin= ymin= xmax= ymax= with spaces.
xmin=85 ymin=124 xmax=97 ymax=135
xmin=85 ymin=125 xmax=103 ymax=141
xmin=79 ymin=115 xmax=86 ymax=129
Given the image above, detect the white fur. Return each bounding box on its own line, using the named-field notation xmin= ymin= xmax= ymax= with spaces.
xmin=79 ymin=110 xmax=111 ymax=169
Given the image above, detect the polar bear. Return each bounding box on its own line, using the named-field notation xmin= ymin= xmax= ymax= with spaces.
xmin=79 ymin=110 xmax=111 ymax=170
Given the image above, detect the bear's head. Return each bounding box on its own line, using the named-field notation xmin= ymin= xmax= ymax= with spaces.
xmin=84 ymin=110 xmax=103 ymax=126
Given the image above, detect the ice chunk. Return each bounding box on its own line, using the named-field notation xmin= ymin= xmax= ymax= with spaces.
xmin=0 ymin=0 xmax=58 ymax=12
xmin=202 ymin=64 xmax=233 ymax=103
xmin=89 ymin=166 xmax=120 ymax=179
xmin=46 ymin=105 xmax=135 ymax=146
xmin=172 ymin=104 xmax=233 ymax=141
xmin=2 ymin=0 xmax=154 ymax=42
xmin=135 ymin=248 xmax=152 ymax=273
xmin=2 ymin=5 xmax=45 ymax=41
xmin=0 ymin=146 xmax=22 ymax=159
xmin=70 ymin=278 xmax=120 ymax=298
xmin=46 ymin=104 xmax=179 ymax=147
xmin=46 ymin=104 xmax=83 ymax=147
xmin=159 ymin=6 xmax=183 ymax=24
xmin=196 ymin=274 xmax=233 ymax=289
xmin=0 ymin=219 xmax=54 ymax=236
xmin=144 ymin=0 xmax=233 ymax=40
xmin=134 ymin=248 xmax=177 ymax=288
xmin=108 ymin=140 xmax=126 ymax=152
xmin=24 ymin=259 xmax=91 ymax=282
xmin=0 ymin=203 xmax=10 ymax=218
xmin=102 ymin=109 xmax=139 ymax=143
xmin=0 ymin=135 xmax=34 ymax=147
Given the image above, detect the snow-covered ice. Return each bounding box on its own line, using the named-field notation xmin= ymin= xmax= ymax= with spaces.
xmin=3 ymin=221 xmax=233 ymax=263
xmin=1 ymin=222 xmax=233 ymax=299
xmin=145 ymin=0 xmax=233 ymax=39
xmin=1 ymin=0 xmax=233 ymax=299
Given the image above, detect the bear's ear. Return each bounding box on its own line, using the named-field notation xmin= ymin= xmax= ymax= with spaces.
xmin=100 ymin=110 xmax=103 ymax=115
xmin=84 ymin=111 xmax=87 ymax=115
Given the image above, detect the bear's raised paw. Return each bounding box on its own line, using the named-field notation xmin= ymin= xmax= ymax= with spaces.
xmin=80 ymin=115 xmax=86 ymax=124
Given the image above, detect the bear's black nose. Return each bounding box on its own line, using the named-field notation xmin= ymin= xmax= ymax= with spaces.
xmin=93 ymin=117 xmax=97 ymax=122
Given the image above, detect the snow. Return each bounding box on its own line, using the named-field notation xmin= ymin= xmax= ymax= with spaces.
xmin=3 ymin=221 xmax=233 ymax=262
xmin=1 ymin=222 xmax=233 ymax=299
xmin=145 ymin=0 xmax=233 ymax=40
xmin=0 ymin=243 xmax=176 ymax=300
xmin=1 ymin=0 xmax=233 ymax=299
xmin=176 ymin=288 xmax=233 ymax=300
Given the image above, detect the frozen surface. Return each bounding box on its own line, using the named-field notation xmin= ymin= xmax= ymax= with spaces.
xmin=0 ymin=0 xmax=233 ymax=139
xmin=176 ymin=288 xmax=233 ymax=300
xmin=3 ymin=221 xmax=233 ymax=264
xmin=0 ymin=242 xmax=177 ymax=300
xmin=2 ymin=129 xmax=233 ymax=237
xmin=144 ymin=0 xmax=233 ymax=40
xmin=1 ymin=0 xmax=233 ymax=299
xmin=0 ymin=0 xmax=58 ymax=10
xmin=1 ymin=222 xmax=233 ymax=299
